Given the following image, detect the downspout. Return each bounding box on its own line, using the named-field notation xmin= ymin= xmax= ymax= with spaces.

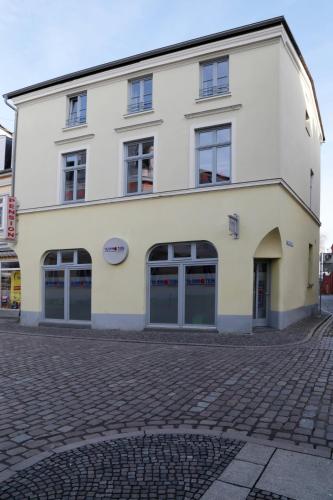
xmin=3 ymin=96 xmax=17 ymax=197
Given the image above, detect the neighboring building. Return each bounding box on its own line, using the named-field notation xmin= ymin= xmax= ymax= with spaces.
xmin=0 ymin=124 xmax=20 ymax=313
xmin=3 ymin=17 xmax=324 ymax=332
xmin=320 ymin=245 xmax=333 ymax=294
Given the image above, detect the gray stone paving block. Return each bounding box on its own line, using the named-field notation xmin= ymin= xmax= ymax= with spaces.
xmin=256 ymin=449 xmax=333 ymax=500
xmin=219 ymin=459 xmax=264 ymax=488
xmin=201 ymin=480 xmax=250 ymax=499
xmin=235 ymin=443 xmax=275 ymax=465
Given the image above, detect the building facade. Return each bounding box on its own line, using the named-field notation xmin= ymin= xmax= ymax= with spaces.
xmin=0 ymin=124 xmax=20 ymax=314
xmin=4 ymin=17 xmax=323 ymax=332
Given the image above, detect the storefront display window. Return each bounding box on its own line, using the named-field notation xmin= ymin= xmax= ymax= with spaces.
xmin=148 ymin=241 xmax=217 ymax=328
xmin=43 ymin=249 xmax=91 ymax=322
xmin=0 ymin=261 xmax=21 ymax=309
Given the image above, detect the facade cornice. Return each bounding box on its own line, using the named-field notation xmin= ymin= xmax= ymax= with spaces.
xmin=4 ymin=17 xmax=324 ymax=139
xmin=184 ymin=104 xmax=242 ymax=119
xmin=54 ymin=133 xmax=95 ymax=145
xmin=8 ymin=31 xmax=282 ymax=106
xmin=114 ymin=119 xmax=163 ymax=133
xmin=16 ymin=178 xmax=320 ymax=225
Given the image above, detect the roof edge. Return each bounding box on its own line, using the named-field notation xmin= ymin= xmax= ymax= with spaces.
xmin=3 ymin=16 xmax=324 ymax=140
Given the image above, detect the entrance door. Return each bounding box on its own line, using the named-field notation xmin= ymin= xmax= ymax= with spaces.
xmin=184 ymin=265 xmax=216 ymax=326
xmin=253 ymin=261 xmax=270 ymax=327
xmin=150 ymin=266 xmax=179 ymax=325
xmin=149 ymin=263 xmax=216 ymax=327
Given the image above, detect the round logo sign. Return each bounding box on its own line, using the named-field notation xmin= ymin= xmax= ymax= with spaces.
xmin=103 ymin=238 xmax=129 ymax=265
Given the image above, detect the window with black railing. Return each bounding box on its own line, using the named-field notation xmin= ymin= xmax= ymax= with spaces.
xmin=66 ymin=92 xmax=87 ymax=127
xmin=199 ymin=57 xmax=229 ymax=98
xmin=128 ymin=76 xmax=152 ymax=114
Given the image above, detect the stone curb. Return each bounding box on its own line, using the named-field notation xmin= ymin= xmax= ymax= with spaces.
xmin=0 ymin=424 xmax=331 ymax=485
xmin=0 ymin=313 xmax=330 ymax=350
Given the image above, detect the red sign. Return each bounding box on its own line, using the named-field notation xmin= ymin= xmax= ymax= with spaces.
xmin=5 ymin=196 xmax=16 ymax=240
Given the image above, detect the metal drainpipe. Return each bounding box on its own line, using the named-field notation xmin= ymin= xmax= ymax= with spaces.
xmin=3 ymin=96 xmax=17 ymax=197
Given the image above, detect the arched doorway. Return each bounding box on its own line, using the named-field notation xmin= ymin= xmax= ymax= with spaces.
xmin=147 ymin=241 xmax=217 ymax=328
xmin=43 ymin=249 xmax=91 ymax=323
xmin=253 ymin=228 xmax=282 ymax=327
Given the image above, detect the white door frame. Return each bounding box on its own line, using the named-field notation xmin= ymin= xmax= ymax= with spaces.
xmin=253 ymin=260 xmax=271 ymax=327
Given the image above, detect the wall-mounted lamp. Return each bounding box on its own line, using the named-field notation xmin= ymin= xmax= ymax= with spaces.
xmin=228 ymin=213 xmax=239 ymax=239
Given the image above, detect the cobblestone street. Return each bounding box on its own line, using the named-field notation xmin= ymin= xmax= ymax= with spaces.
xmin=0 ymin=297 xmax=332 ymax=498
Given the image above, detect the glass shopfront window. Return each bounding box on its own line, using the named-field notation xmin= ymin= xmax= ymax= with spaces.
xmin=43 ymin=249 xmax=92 ymax=322
xmin=148 ymin=242 xmax=217 ymax=328
xmin=0 ymin=261 xmax=21 ymax=310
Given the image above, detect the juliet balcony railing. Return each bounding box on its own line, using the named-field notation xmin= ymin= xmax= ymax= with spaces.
xmin=199 ymin=84 xmax=229 ymax=98
xmin=66 ymin=111 xmax=87 ymax=128
xmin=127 ymin=99 xmax=152 ymax=114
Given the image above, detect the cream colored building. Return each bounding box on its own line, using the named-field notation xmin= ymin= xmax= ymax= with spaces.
xmin=0 ymin=124 xmax=21 ymax=313
xmin=3 ymin=17 xmax=324 ymax=332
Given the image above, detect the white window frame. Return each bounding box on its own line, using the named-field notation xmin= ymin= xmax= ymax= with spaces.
xmin=200 ymin=57 xmax=229 ymax=98
xmin=42 ymin=249 xmax=92 ymax=323
xmin=66 ymin=92 xmax=87 ymax=127
xmin=0 ymin=197 xmax=4 ymax=230
xmin=128 ymin=75 xmax=153 ymax=114
xmin=195 ymin=124 xmax=232 ymax=187
xmin=124 ymin=138 xmax=154 ymax=195
xmin=62 ymin=150 xmax=87 ymax=203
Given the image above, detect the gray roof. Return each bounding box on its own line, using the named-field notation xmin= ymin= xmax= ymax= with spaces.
xmin=3 ymin=16 xmax=324 ymax=140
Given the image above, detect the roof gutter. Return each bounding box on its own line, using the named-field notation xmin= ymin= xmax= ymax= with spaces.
xmin=2 ymin=16 xmax=325 ymax=141
xmin=4 ymin=97 xmax=17 ymax=197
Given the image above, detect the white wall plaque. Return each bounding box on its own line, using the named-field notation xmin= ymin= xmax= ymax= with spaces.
xmin=103 ymin=238 xmax=129 ymax=265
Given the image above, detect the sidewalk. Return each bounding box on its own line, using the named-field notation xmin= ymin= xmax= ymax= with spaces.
xmin=202 ymin=435 xmax=333 ymax=499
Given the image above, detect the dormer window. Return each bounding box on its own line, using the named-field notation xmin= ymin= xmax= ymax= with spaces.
xmin=200 ymin=57 xmax=229 ymax=98
xmin=66 ymin=92 xmax=87 ymax=127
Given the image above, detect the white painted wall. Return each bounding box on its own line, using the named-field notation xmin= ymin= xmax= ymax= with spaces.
xmin=279 ymin=42 xmax=321 ymax=217
xmin=12 ymin=33 xmax=321 ymax=214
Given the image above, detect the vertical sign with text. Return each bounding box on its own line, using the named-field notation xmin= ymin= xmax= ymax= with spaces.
xmin=6 ymin=196 xmax=16 ymax=240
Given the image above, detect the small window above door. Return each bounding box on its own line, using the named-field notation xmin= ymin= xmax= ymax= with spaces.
xmin=148 ymin=241 xmax=217 ymax=262
xmin=43 ymin=249 xmax=91 ymax=266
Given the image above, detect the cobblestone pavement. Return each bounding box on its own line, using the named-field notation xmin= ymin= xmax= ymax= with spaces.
xmin=0 ymin=434 xmax=244 ymax=499
xmin=0 ymin=300 xmax=332 ymax=496
xmin=247 ymin=489 xmax=294 ymax=499
xmin=0 ymin=312 xmax=325 ymax=347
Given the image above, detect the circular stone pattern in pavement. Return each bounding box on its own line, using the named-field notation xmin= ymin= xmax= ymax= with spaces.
xmin=0 ymin=434 xmax=244 ymax=499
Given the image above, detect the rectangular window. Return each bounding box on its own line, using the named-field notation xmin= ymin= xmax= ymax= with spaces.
xmin=67 ymin=92 xmax=87 ymax=127
xmin=63 ymin=150 xmax=86 ymax=202
xmin=200 ymin=57 xmax=229 ymax=98
xmin=128 ymin=76 xmax=152 ymax=113
xmin=196 ymin=125 xmax=231 ymax=186
xmin=0 ymin=197 xmax=4 ymax=230
xmin=308 ymin=244 xmax=314 ymax=287
xmin=125 ymin=138 xmax=154 ymax=194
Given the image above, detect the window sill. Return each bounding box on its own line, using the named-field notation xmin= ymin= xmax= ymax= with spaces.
xmin=62 ymin=123 xmax=88 ymax=132
xmin=195 ymin=92 xmax=232 ymax=103
xmin=125 ymin=191 xmax=154 ymax=197
xmin=123 ymin=109 xmax=154 ymax=119
xmin=197 ymin=182 xmax=231 ymax=188
xmin=61 ymin=199 xmax=86 ymax=205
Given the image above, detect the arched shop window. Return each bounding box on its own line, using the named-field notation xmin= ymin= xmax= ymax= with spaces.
xmin=43 ymin=249 xmax=91 ymax=322
xmin=147 ymin=241 xmax=217 ymax=328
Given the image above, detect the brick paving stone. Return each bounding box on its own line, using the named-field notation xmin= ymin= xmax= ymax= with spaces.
xmin=0 ymin=303 xmax=330 ymax=490
xmin=0 ymin=434 xmax=243 ymax=499
xmin=247 ymin=489 xmax=295 ymax=499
